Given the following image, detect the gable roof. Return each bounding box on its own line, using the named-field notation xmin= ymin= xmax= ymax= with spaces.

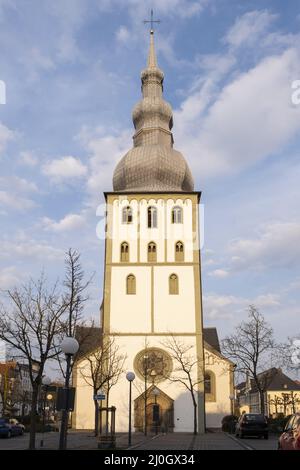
xmin=203 ymin=328 xmax=221 ymax=353
xmin=237 ymin=368 xmax=300 ymax=394
xmin=75 ymin=326 xmax=102 ymax=360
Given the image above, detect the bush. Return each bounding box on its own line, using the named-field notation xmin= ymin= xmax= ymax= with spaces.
xmin=221 ymin=415 xmax=238 ymax=433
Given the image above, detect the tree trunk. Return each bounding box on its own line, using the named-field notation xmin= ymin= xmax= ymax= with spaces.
xmin=94 ymin=399 xmax=99 ymax=436
xmin=193 ymin=403 xmax=197 ymax=435
xmin=259 ymin=390 xmax=265 ymax=415
xmin=29 ymin=386 xmax=39 ymax=450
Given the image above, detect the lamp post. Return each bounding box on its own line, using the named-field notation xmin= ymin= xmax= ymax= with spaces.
xmin=58 ymin=336 xmax=79 ymax=450
xmin=143 ymin=355 xmax=148 ymax=436
xmin=229 ymin=394 xmax=235 ymax=415
xmin=126 ymin=372 xmax=135 ymax=448
xmin=40 ymin=376 xmax=51 ymax=448
xmin=153 ymin=387 xmax=160 ymax=435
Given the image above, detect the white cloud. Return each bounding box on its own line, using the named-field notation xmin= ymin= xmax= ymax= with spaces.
xmin=76 ymin=126 xmax=132 ymax=205
xmin=19 ymin=151 xmax=38 ymax=167
xmin=204 ymin=291 xmax=281 ymax=321
xmin=175 ymin=47 xmax=300 ymax=179
xmin=0 ymin=122 xmax=14 ymax=155
xmin=224 ymin=10 xmax=278 ymax=48
xmin=116 ymin=26 xmax=130 ymax=43
xmin=0 ymin=191 xmax=36 ymax=211
xmin=0 ymin=239 xmax=64 ymax=261
xmin=43 ymin=156 xmax=87 ymax=182
xmin=229 ymin=222 xmax=300 ymax=271
xmin=0 ymin=266 xmax=24 ymax=289
xmin=0 ymin=176 xmax=38 ymax=211
xmin=208 ymin=269 xmax=229 ymax=278
xmin=42 ymin=213 xmax=86 ymax=232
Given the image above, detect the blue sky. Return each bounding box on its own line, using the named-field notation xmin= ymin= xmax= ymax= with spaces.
xmin=0 ymin=0 xmax=300 ymax=351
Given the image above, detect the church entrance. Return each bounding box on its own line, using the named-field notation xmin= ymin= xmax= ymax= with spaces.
xmin=134 ymin=385 xmax=174 ymax=433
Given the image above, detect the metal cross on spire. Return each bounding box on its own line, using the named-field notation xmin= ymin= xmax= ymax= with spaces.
xmin=143 ymin=9 xmax=161 ymax=32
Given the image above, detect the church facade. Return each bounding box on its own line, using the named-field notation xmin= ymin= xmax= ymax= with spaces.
xmin=73 ymin=31 xmax=233 ymax=433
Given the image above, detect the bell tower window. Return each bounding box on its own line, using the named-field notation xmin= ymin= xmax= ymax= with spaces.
xmin=122 ymin=206 xmax=133 ymax=224
xmin=148 ymin=206 xmax=157 ymax=228
xmin=121 ymin=242 xmax=129 ymax=262
xmin=169 ymin=274 xmax=179 ymax=295
xmin=148 ymin=242 xmax=157 ymax=262
xmin=172 ymin=206 xmax=183 ymax=224
xmin=175 ymin=241 xmax=184 ymax=262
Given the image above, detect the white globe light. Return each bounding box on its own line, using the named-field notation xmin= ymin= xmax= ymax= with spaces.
xmin=61 ymin=336 xmax=79 ymax=355
xmin=126 ymin=371 xmax=135 ymax=382
xmin=42 ymin=376 xmax=51 ymax=386
xmin=153 ymin=387 xmax=160 ymax=396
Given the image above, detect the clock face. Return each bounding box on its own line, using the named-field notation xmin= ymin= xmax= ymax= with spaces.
xmin=133 ymin=347 xmax=173 ymax=383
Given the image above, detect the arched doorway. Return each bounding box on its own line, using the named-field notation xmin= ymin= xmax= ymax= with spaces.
xmin=134 ymin=385 xmax=174 ymax=433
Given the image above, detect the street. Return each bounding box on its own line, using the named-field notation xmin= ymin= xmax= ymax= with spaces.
xmin=0 ymin=430 xmax=279 ymax=450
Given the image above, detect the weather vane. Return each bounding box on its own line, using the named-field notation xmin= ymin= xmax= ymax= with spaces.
xmin=143 ymin=9 xmax=161 ymax=32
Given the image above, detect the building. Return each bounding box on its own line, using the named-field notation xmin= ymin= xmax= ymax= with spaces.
xmin=236 ymin=368 xmax=300 ymax=417
xmin=0 ymin=360 xmax=39 ymax=417
xmin=73 ymin=29 xmax=233 ymax=432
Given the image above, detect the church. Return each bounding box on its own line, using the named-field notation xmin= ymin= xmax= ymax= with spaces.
xmin=73 ymin=29 xmax=234 ymax=433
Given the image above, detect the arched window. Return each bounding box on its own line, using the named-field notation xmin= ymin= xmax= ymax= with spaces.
xmin=120 ymin=242 xmax=129 ymax=262
xmin=148 ymin=242 xmax=157 ymax=262
xmin=204 ymin=371 xmax=216 ymax=402
xmin=122 ymin=206 xmax=133 ymax=224
xmin=172 ymin=206 xmax=183 ymax=224
xmin=148 ymin=206 xmax=157 ymax=228
xmin=169 ymin=274 xmax=179 ymax=295
xmin=126 ymin=274 xmax=136 ymax=295
xmin=175 ymin=241 xmax=184 ymax=262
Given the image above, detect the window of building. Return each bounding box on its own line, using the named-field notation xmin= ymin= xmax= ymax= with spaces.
xmin=126 ymin=274 xmax=136 ymax=295
xmin=148 ymin=242 xmax=157 ymax=262
xmin=120 ymin=242 xmax=129 ymax=262
xmin=172 ymin=206 xmax=183 ymax=224
xmin=204 ymin=371 xmax=216 ymax=402
xmin=175 ymin=241 xmax=184 ymax=262
xmin=148 ymin=206 xmax=157 ymax=228
xmin=122 ymin=206 xmax=133 ymax=224
xmin=169 ymin=274 xmax=179 ymax=295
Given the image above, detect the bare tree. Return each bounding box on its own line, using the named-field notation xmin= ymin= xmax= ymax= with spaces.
xmin=277 ymin=336 xmax=300 ymax=373
xmin=0 ymin=276 xmax=67 ymax=449
xmin=55 ymin=249 xmax=94 ymax=378
xmin=222 ymin=306 xmax=275 ymax=414
xmin=162 ymin=336 xmax=204 ymax=435
xmin=77 ymin=335 xmax=125 ymax=436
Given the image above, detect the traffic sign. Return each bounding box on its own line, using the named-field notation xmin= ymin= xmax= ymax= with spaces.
xmin=94 ymin=393 xmax=106 ymax=401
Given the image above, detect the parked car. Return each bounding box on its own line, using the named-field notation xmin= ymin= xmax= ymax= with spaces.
xmin=9 ymin=419 xmax=25 ymax=433
xmin=0 ymin=418 xmax=24 ymax=438
xmin=235 ymin=413 xmax=269 ymax=439
xmin=278 ymin=413 xmax=300 ymax=450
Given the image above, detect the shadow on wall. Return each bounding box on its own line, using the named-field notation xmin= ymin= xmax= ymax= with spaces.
xmin=206 ymin=403 xmax=230 ymax=429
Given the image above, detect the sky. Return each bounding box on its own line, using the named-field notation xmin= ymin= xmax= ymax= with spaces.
xmin=0 ymin=0 xmax=300 ymax=360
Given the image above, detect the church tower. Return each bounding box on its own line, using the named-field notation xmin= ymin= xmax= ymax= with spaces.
xmin=102 ymin=29 xmax=206 ymax=433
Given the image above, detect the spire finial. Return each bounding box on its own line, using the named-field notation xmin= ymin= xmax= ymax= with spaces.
xmin=143 ymin=9 xmax=160 ymax=33
xmin=143 ymin=10 xmax=161 ymax=68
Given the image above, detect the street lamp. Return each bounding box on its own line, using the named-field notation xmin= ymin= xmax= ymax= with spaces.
xmin=58 ymin=336 xmax=79 ymax=450
xmin=153 ymin=387 xmax=160 ymax=435
xmin=143 ymin=355 xmax=148 ymax=436
xmin=126 ymin=372 xmax=135 ymax=448
xmin=229 ymin=394 xmax=235 ymax=415
xmin=40 ymin=376 xmax=51 ymax=448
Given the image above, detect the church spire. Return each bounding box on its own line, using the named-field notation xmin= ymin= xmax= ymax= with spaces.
xmin=147 ymin=30 xmax=157 ymax=68
xmin=112 ymin=25 xmax=194 ymax=192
